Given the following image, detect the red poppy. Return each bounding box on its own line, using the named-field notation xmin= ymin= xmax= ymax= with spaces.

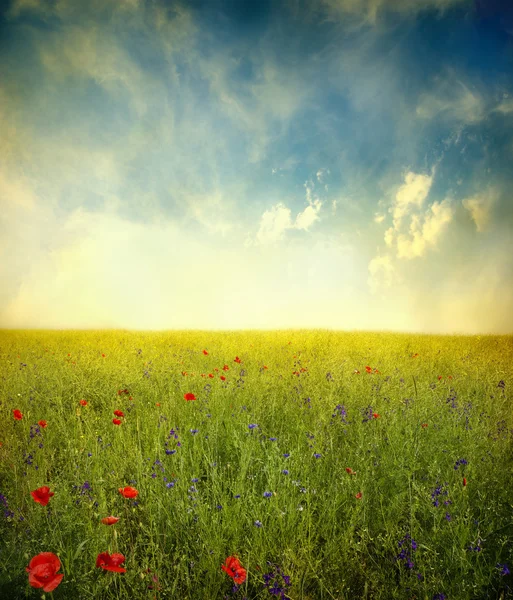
xmin=234 ymin=356 xmax=241 ymax=364
xmin=101 ymin=516 xmax=120 ymax=525
xmin=203 ymin=349 xmax=209 ymax=355
xmin=184 ymin=393 xmax=196 ymax=401
xmin=262 ymin=365 xmax=268 ymax=370
xmin=448 ymin=375 xmax=453 ymax=380
xmin=79 ymin=399 xmax=87 ymax=406
xmin=345 ymin=467 xmax=356 ymax=475
xmin=438 ymin=375 xmax=443 ymax=381
xmin=355 ymin=492 xmax=362 ymax=499
xmin=412 ymin=353 xmax=419 ymax=358
xmin=112 ymin=418 xmax=122 ymax=425
xmin=223 ymin=365 xmax=229 ymax=371
xmin=96 ymin=552 xmax=126 ymax=573
xmin=214 ymin=368 xmax=219 ymax=371
xmin=119 ymin=486 xmax=139 ymax=498
xmin=113 ymin=410 xmax=124 ymax=417
xmin=365 ymin=366 xmax=372 ymax=373
xmin=155 ymin=403 xmax=161 ymax=407
xmin=31 ymin=486 xmax=54 ymax=507
xmin=182 ymin=371 xmax=187 ymax=376
xmin=208 ymin=373 xmax=214 ymax=378
xmin=38 ymin=420 xmax=48 ymax=428
xmin=101 ymin=353 xmax=106 ymax=358
xmin=26 ymin=552 xmax=64 ymax=592
xmin=463 ymin=477 xmax=467 ymax=487
xmin=220 ymin=375 xmax=226 ymax=381
xmin=221 ymin=556 xmax=246 ymax=585
xmin=372 ymin=413 xmax=380 ymax=419
xmin=421 ymin=423 xmax=428 ymax=429
xmin=13 ymin=409 xmax=23 ymax=420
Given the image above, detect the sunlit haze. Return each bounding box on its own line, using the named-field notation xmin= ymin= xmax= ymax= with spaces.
xmin=1 ymin=0 xmax=512 ymax=333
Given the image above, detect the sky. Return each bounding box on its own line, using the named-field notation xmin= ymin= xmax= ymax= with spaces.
xmin=1 ymin=0 xmax=512 ymax=333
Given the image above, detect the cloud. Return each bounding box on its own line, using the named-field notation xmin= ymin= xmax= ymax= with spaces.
xmin=256 ymin=203 xmax=293 ymax=244
xmin=316 ymin=0 xmax=468 ymax=26
xmin=374 ymin=213 xmax=385 ymax=223
xmin=462 ymin=188 xmax=498 ymax=232
xmin=416 ymin=78 xmax=484 ymax=124
xmin=367 ymin=254 xmax=395 ymax=294
xmin=390 ymin=171 xmax=434 ymax=229
xmin=395 ymin=199 xmax=454 ymax=258
xmin=492 ymin=98 xmax=513 ymax=115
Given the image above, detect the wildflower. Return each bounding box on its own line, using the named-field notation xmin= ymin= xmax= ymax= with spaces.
xmin=314 ymin=453 xmax=322 ymax=458
xmin=220 ymin=375 xmax=226 ymax=381
xmin=223 ymin=364 xmax=230 ymax=371
xmin=112 ymin=418 xmax=122 ymax=425
xmin=101 ymin=516 xmax=120 ymax=525
xmin=269 ymin=437 xmax=277 ymax=442
xmin=208 ymin=373 xmax=214 ymax=378
xmin=248 ymin=424 xmax=258 ymax=429
xmin=96 ymin=552 xmax=126 ymax=573
xmin=26 ymin=552 xmax=64 ymax=592
xmin=119 ymin=486 xmax=139 ymax=498
xmin=31 ymin=486 xmax=54 ymax=507
xmin=263 ymin=491 xmax=272 ymax=498
xmin=372 ymin=413 xmax=380 ymax=419
xmin=234 ymin=356 xmax=241 ymax=364
xmin=38 ymin=420 xmax=47 ymax=428
xmin=282 ymin=470 xmax=289 ymax=475
xmin=101 ymin=353 xmax=106 ymax=358
xmin=114 ymin=410 xmax=124 ymax=417
xmin=13 ymin=409 xmax=23 ymax=420
xmin=355 ymin=492 xmax=362 ymax=499
xmin=184 ymin=393 xmax=196 ymax=401
xmin=353 ymin=369 xmax=360 ymax=374
xmin=365 ymin=366 xmax=372 ymax=373
xmin=496 ymin=563 xmax=510 ymax=576
xmin=412 ymin=353 xmax=419 ymax=358
xmin=454 ymin=458 xmax=468 ymax=470
xmin=283 ymin=453 xmax=290 ymax=458
xmin=432 ymin=594 xmax=446 ymax=600
xmin=346 ymin=467 xmax=356 ymax=475
xmin=79 ymin=399 xmax=87 ymax=406
xmin=421 ymin=423 xmax=428 ymax=428
xmin=463 ymin=477 xmax=467 ymax=487
xmin=221 ymin=556 xmax=246 ymax=585
xmin=203 ymin=350 xmax=209 ymax=355
xmin=254 ymin=520 xmax=263 ymax=527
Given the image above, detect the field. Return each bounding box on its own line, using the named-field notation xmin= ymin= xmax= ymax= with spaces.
xmin=0 ymin=330 xmax=512 ymax=600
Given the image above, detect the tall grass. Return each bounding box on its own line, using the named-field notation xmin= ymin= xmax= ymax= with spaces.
xmin=1 ymin=330 xmax=512 ymax=599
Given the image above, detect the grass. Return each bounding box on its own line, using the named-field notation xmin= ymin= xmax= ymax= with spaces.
xmin=0 ymin=329 xmax=512 ymax=599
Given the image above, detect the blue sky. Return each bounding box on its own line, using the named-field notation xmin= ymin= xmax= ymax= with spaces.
xmin=1 ymin=0 xmax=512 ymax=332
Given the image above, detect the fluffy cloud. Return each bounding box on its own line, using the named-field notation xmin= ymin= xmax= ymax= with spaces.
xmin=416 ymin=78 xmax=484 ymax=124
xmin=391 ymin=171 xmax=433 ymax=229
xmin=462 ymin=188 xmax=498 ymax=232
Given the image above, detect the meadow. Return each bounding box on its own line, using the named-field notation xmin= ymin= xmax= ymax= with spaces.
xmin=0 ymin=329 xmax=512 ymax=600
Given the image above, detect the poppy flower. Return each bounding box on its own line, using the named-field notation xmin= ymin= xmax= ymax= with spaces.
xmin=221 ymin=556 xmax=246 ymax=585
xmin=345 ymin=467 xmax=356 ymax=475
xmin=234 ymin=356 xmax=241 ymax=364
xmin=421 ymin=423 xmax=428 ymax=429
xmin=438 ymin=375 xmax=443 ymax=381
xmin=203 ymin=350 xmax=209 ymax=355
xmin=220 ymin=375 xmax=226 ymax=381
xmin=223 ymin=365 xmax=229 ymax=371
xmin=112 ymin=418 xmax=122 ymax=425
xmin=79 ymin=399 xmax=87 ymax=406
xmin=412 ymin=353 xmax=419 ymax=358
xmin=119 ymin=486 xmax=138 ymax=498
xmin=113 ymin=410 xmax=124 ymax=417
xmin=38 ymin=420 xmax=48 ymax=428
xmin=96 ymin=552 xmax=126 ymax=573
xmin=101 ymin=353 xmax=106 ymax=358
xmin=463 ymin=478 xmax=467 ymax=487
xmin=101 ymin=516 xmax=120 ymax=525
xmin=13 ymin=409 xmax=23 ymax=420
xmin=26 ymin=552 xmax=64 ymax=592
xmin=31 ymin=486 xmax=54 ymax=507
xmin=214 ymin=368 xmax=219 ymax=371
xmin=355 ymin=492 xmax=362 ymax=499
xmin=208 ymin=373 xmax=214 ymax=378
xmin=372 ymin=413 xmax=380 ymax=419
xmin=181 ymin=371 xmax=187 ymax=376
xmin=365 ymin=366 xmax=372 ymax=373
xmin=155 ymin=403 xmax=161 ymax=407
xmin=184 ymin=393 xmax=196 ymax=401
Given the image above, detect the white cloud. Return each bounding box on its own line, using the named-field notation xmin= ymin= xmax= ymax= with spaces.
xmin=391 ymin=171 xmax=433 ymax=229
xmin=256 ymin=203 xmax=293 ymax=245
xmin=295 ymin=199 xmax=322 ymax=230
xmin=316 ymin=168 xmax=330 ymax=184
xmin=462 ymin=188 xmax=498 ymax=232
xmin=374 ymin=213 xmax=385 ymax=223
xmin=492 ymin=98 xmax=513 ymax=115
xmin=395 ymin=199 xmax=454 ymax=259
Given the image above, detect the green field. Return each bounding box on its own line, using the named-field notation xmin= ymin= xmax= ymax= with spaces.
xmin=1 ymin=330 xmax=512 ymax=599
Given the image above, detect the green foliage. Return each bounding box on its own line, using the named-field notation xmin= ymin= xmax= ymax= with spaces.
xmin=0 ymin=330 xmax=512 ymax=599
